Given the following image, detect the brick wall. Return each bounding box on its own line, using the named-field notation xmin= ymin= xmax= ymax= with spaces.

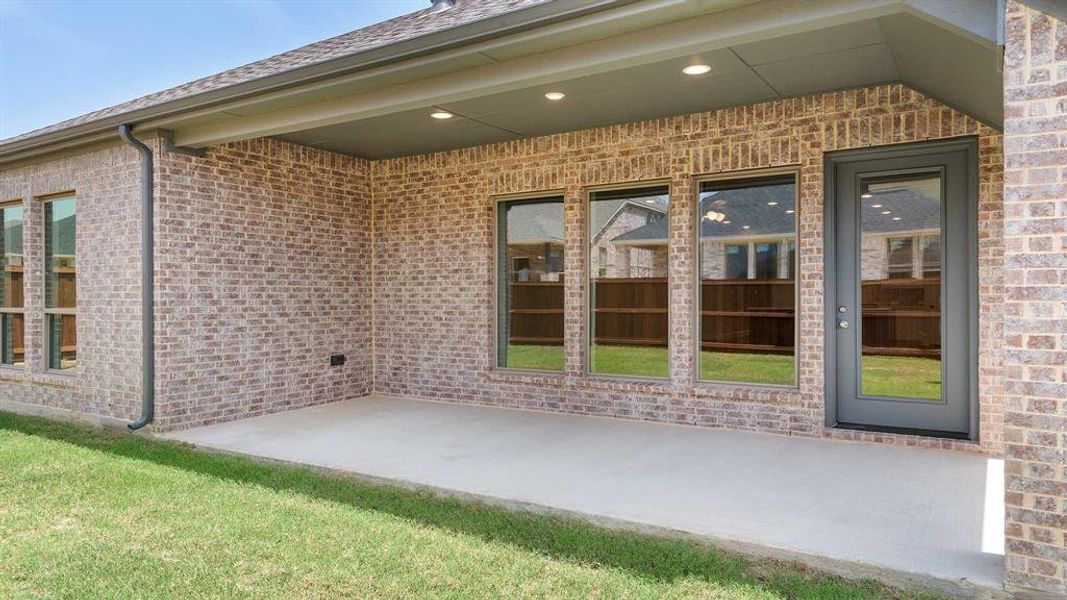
xmin=1002 ymin=1 xmax=1067 ymax=594
xmin=0 ymin=143 xmax=143 ymax=422
xmin=154 ymin=138 xmax=373 ymax=430
xmin=372 ymin=83 xmax=1005 ymax=453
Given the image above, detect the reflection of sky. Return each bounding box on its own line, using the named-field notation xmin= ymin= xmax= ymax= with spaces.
xmin=3 ymin=206 xmax=22 ymax=255
xmin=49 ymin=197 xmax=75 ymax=221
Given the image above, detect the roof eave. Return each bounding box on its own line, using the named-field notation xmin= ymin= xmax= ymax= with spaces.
xmin=0 ymin=0 xmax=637 ymax=166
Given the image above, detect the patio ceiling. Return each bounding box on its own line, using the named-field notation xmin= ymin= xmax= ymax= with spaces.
xmin=162 ymin=0 xmax=1004 ymax=160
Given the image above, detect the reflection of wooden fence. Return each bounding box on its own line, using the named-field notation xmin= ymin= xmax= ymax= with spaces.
xmin=2 ymin=266 xmax=77 ymax=362
xmin=507 ymin=277 xmax=941 ymax=357
xmin=508 ymin=282 xmax=564 ymax=344
xmin=862 ymin=277 xmax=940 ymax=357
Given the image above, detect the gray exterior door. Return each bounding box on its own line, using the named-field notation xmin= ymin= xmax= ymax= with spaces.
xmin=827 ymin=139 xmax=977 ymax=437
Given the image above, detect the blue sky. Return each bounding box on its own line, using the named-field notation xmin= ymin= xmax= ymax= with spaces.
xmin=0 ymin=0 xmax=427 ymax=140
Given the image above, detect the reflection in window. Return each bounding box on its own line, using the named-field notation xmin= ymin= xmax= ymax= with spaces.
xmin=859 ymin=176 xmax=942 ymax=400
xmin=698 ymin=175 xmax=796 ymax=385
xmin=589 ymin=185 xmax=669 ymax=377
xmin=0 ymin=202 xmax=24 ymax=366
xmin=44 ymin=195 xmax=76 ymax=371
xmin=496 ymin=197 xmax=564 ymax=371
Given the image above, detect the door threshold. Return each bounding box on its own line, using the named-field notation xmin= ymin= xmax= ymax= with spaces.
xmin=836 ymin=422 xmax=970 ymax=441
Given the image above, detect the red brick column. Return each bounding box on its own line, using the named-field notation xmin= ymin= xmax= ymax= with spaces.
xmin=1002 ymin=1 xmax=1067 ymax=594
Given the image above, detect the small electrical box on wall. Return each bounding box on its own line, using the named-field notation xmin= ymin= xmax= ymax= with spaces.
xmin=330 ymin=354 xmax=346 ymax=366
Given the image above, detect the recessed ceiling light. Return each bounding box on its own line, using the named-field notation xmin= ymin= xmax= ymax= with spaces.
xmin=645 ymin=199 xmax=657 ymax=204
xmin=767 ymin=201 xmax=778 ymax=206
xmin=871 ymin=204 xmax=883 ymax=208
xmin=544 ymin=92 xmax=566 ymax=101
xmin=785 ymin=209 xmax=795 ymax=214
xmin=892 ymin=217 xmax=902 ymax=221
xmin=881 ymin=210 xmax=892 ymax=215
xmin=742 ymin=225 xmax=751 ymax=229
xmin=682 ymin=64 xmax=711 ymax=76
xmin=861 ymin=193 xmax=873 ymax=199
xmin=430 ymin=110 xmax=453 ymax=119
xmin=723 ymin=220 xmax=731 ymax=224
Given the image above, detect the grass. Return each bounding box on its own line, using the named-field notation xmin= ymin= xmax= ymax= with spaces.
xmin=509 ymin=346 xmax=942 ymax=396
xmin=0 ymin=412 xmax=944 ymax=600
xmin=861 ymin=356 xmax=942 ymax=400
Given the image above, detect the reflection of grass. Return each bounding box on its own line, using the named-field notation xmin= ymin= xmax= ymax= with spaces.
xmin=507 ymin=345 xmax=795 ymax=386
xmin=700 ymin=352 xmax=794 ymax=385
xmin=861 ymin=356 xmax=942 ymax=400
xmin=506 ymin=344 xmax=566 ymax=371
xmin=507 ymin=346 xmax=942 ymax=398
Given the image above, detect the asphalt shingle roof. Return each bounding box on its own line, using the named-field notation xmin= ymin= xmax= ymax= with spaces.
xmin=1 ymin=0 xmax=549 ymax=145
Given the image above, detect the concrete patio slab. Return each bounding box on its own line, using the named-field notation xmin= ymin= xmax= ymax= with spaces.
xmin=163 ymin=395 xmax=1004 ymax=594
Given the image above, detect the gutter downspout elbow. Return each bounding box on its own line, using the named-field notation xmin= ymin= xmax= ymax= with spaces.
xmin=119 ymin=124 xmax=155 ymax=431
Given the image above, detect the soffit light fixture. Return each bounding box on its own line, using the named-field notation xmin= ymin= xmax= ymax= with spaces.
xmin=861 ymin=192 xmax=873 ymax=199
xmin=704 ymin=210 xmax=726 ymax=222
xmin=785 ymin=209 xmax=795 ymax=214
xmin=881 ymin=210 xmax=892 ymax=215
xmin=544 ymin=92 xmax=566 ymax=101
xmin=430 ymin=110 xmax=454 ymax=119
xmin=682 ymin=64 xmax=711 ymax=76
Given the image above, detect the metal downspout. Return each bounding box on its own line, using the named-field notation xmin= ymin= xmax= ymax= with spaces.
xmin=118 ymin=124 xmax=154 ymax=431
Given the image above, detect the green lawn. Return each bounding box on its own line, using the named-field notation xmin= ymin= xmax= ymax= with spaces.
xmin=0 ymin=412 xmax=943 ymax=600
xmin=509 ymin=346 xmax=941 ymax=396
xmin=861 ymin=356 xmax=942 ymax=400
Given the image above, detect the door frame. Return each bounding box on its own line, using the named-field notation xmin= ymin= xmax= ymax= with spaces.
xmin=823 ymin=137 xmax=979 ymax=439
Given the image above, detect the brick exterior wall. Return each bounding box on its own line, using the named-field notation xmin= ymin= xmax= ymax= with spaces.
xmin=372 ymin=83 xmax=1005 ymax=454
xmin=1002 ymin=1 xmax=1067 ymax=594
xmin=0 ymin=143 xmax=143 ymax=421
xmin=152 ymin=138 xmax=373 ymax=430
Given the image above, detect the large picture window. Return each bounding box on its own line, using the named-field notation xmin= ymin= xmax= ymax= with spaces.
xmin=44 ymin=194 xmax=76 ymax=371
xmin=588 ymin=185 xmax=669 ymax=378
xmin=495 ymin=196 xmax=565 ymax=371
xmin=0 ymin=201 xmax=24 ymax=366
xmin=698 ymin=174 xmax=796 ymax=385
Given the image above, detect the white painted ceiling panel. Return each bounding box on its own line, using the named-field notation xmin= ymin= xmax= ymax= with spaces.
xmin=752 ymin=43 xmax=901 ymax=97
xmin=731 ymin=20 xmax=888 ymax=66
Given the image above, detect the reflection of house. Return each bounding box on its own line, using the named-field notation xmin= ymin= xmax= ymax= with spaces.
xmin=504 ymin=202 xmax=564 ymax=282
xmin=608 ymin=183 xmax=940 ymax=281
xmin=589 ymin=197 xmax=667 ymax=278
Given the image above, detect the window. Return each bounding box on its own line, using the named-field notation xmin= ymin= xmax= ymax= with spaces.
xmin=496 ymin=196 xmax=564 ymax=371
xmin=724 ymin=244 xmax=748 ymax=279
xmin=44 ymin=195 xmax=76 ymax=371
xmin=0 ymin=202 xmax=24 ymax=366
xmin=588 ymin=185 xmax=669 ymax=378
xmin=886 ymin=237 xmax=914 ymax=279
xmin=698 ymin=174 xmax=796 ymax=386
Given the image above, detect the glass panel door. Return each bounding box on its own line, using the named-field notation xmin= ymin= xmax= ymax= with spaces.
xmin=830 ymin=140 xmax=975 ymax=436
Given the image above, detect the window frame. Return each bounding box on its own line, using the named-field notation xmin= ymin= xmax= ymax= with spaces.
xmin=584 ymin=179 xmax=672 ymax=381
xmin=0 ymin=199 xmax=25 ymax=370
xmin=692 ymin=167 xmax=800 ymax=389
xmin=491 ymin=190 xmax=567 ymax=375
xmin=41 ymin=192 xmax=77 ymax=375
